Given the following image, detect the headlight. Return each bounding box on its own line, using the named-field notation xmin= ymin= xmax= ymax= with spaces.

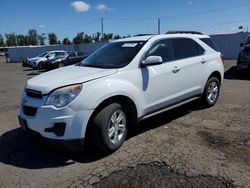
xmin=45 ymin=84 xmax=82 ymax=108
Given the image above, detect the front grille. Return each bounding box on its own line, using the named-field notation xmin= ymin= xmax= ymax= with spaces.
xmin=26 ymin=89 xmax=43 ymax=99
xmin=23 ymin=106 xmax=37 ymax=116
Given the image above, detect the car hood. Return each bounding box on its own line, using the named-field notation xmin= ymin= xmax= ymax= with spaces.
xmin=26 ymin=65 xmax=118 ymax=94
xmin=28 ymin=57 xmax=42 ymax=61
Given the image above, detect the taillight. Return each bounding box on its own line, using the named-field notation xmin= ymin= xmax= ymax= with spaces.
xmin=220 ymin=54 xmax=224 ymax=64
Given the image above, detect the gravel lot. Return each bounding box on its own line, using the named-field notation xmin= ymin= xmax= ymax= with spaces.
xmin=0 ymin=58 xmax=250 ymax=188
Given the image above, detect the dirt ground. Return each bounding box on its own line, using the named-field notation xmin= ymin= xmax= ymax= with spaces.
xmin=0 ymin=58 xmax=250 ymax=188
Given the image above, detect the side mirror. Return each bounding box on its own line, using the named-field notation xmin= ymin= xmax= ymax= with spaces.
xmin=142 ymin=56 xmax=163 ymax=67
xmin=240 ymin=43 xmax=244 ymax=47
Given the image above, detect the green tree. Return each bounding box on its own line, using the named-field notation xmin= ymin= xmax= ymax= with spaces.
xmin=83 ymin=34 xmax=92 ymax=43
xmin=38 ymin=33 xmax=46 ymax=45
xmin=73 ymin=32 xmax=84 ymax=44
xmin=48 ymin=33 xmax=58 ymax=45
xmin=5 ymin=33 xmax=17 ymax=46
xmin=16 ymin=35 xmax=27 ymax=46
xmin=28 ymin=29 xmax=38 ymax=45
xmin=103 ymin=33 xmax=113 ymax=41
xmin=63 ymin=37 xmax=71 ymax=45
xmin=113 ymin=34 xmax=121 ymax=39
xmin=0 ymin=34 xmax=4 ymax=47
xmin=93 ymin=32 xmax=101 ymax=42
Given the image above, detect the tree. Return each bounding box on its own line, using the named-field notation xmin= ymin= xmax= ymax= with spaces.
xmin=93 ymin=32 xmax=101 ymax=42
xmin=28 ymin=29 xmax=38 ymax=45
xmin=38 ymin=33 xmax=46 ymax=45
xmin=83 ymin=34 xmax=92 ymax=43
xmin=0 ymin=34 xmax=4 ymax=47
xmin=103 ymin=33 xmax=113 ymax=41
xmin=16 ymin=35 xmax=27 ymax=46
xmin=63 ymin=37 xmax=71 ymax=45
xmin=48 ymin=33 xmax=58 ymax=45
xmin=113 ymin=35 xmax=121 ymax=39
xmin=5 ymin=33 xmax=17 ymax=46
xmin=73 ymin=32 xmax=84 ymax=44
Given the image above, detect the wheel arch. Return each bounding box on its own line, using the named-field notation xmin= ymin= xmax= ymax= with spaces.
xmin=208 ymin=71 xmax=222 ymax=85
xmin=84 ymin=95 xmax=138 ymax=145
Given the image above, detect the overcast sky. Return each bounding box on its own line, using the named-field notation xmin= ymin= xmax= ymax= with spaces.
xmin=0 ymin=0 xmax=249 ymax=40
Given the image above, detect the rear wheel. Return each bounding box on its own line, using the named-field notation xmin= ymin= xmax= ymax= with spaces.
xmin=202 ymin=77 xmax=220 ymax=107
xmin=91 ymin=103 xmax=128 ymax=153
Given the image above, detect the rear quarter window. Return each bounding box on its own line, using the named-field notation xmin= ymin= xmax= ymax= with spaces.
xmin=200 ymin=38 xmax=219 ymax=52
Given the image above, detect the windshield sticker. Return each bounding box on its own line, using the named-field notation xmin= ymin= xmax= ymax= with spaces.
xmin=122 ymin=43 xmax=138 ymax=47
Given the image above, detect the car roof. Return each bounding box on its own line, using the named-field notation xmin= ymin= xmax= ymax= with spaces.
xmin=115 ymin=33 xmax=210 ymax=43
xmin=48 ymin=50 xmax=68 ymax=53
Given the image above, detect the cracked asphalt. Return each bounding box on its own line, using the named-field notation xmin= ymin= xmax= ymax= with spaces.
xmin=0 ymin=58 xmax=250 ymax=188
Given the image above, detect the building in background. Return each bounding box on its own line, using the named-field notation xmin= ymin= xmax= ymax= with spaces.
xmin=210 ymin=32 xmax=250 ymax=59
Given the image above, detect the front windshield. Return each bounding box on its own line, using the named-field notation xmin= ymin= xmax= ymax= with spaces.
xmin=79 ymin=41 xmax=146 ymax=68
xmin=38 ymin=52 xmax=48 ymax=57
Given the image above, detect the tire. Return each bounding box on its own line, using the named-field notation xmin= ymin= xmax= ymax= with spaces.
xmin=91 ymin=103 xmax=128 ymax=153
xmin=202 ymin=77 xmax=220 ymax=107
xmin=37 ymin=62 xmax=43 ymax=70
xmin=58 ymin=62 xmax=64 ymax=68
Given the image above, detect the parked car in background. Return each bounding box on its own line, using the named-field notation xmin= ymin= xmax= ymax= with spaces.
xmin=237 ymin=35 xmax=250 ymax=72
xmin=19 ymin=31 xmax=224 ymax=153
xmin=42 ymin=51 xmax=87 ymax=70
xmin=23 ymin=50 xmax=68 ymax=69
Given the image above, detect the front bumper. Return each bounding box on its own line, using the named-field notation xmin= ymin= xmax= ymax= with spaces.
xmin=237 ymin=60 xmax=250 ymax=70
xmin=18 ymin=93 xmax=94 ymax=149
xmin=18 ymin=115 xmax=85 ymax=151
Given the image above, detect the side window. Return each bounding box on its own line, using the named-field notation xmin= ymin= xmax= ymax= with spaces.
xmin=69 ymin=52 xmax=77 ymax=58
xmin=48 ymin=52 xmax=56 ymax=58
xmin=146 ymin=39 xmax=175 ymax=63
xmin=173 ymin=38 xmax=204 ymax=60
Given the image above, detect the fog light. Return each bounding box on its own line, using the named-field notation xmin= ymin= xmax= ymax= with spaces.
xmin=44 ymin=123 xmax=66 ymax=136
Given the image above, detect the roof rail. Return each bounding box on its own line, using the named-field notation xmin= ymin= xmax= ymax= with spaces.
xmin=166 ymin=31 xmax=203 ymax=35
xmin=133 ymin=34 xmax=155 ymax=37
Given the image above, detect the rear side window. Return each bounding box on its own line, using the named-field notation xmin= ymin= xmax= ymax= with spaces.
xmin=200 ymin=38 xmax=219 ymax=52
xmin=173 ymin=38 xmax=204 ymax=60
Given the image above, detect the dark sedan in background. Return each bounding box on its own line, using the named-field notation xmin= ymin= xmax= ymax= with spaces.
xmin=237 ymin=36 xmax=250 ymax=73
xmin=42 ymin=51 xmax=87 ymax=70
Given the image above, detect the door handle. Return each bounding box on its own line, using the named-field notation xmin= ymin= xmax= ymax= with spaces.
xmin=201 ymin=59 xmax=206 ymax=64
xmin=172 ymin=66 xmax=180 ymax=73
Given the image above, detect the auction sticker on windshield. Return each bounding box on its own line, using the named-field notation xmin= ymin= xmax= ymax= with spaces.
xmin=122 ymin=43 xmax=138 ymax=47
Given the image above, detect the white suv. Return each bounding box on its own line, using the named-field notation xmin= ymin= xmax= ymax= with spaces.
xmin=18 ymin=32 xmax=224 ymax=153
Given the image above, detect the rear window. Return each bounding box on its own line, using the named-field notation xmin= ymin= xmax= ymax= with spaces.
xmin=200 ymin=38 xmax=219 ymax=52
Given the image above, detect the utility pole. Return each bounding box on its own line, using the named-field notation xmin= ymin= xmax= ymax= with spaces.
xmin=158 ymin=18 xmax=160 ymax=34
xmin=101 ymin=18 xmax=104 ymax=39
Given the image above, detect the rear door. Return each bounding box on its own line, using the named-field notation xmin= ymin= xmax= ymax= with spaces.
xmin=171 ymin=38 xmax=206 ymax=97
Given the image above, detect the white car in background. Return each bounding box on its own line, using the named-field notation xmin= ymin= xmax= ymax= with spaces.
xmin=19 ymin=31 xmax=224 ymax=153
xmin=24 ymin=50 xmax=68 ymax=69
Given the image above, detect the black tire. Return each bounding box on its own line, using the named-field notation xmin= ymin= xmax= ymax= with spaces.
xmin=91 ymin=103 xmax=128 ymax=153
xmin=58 ymin=62 xmax=64 ymax=68
xmin=37 ymin=62 xmax=43 ymax=70
xmin=202 ymin=77 xmax=220 ymax=107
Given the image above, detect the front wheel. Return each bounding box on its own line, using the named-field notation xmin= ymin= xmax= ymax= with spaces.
xmin=91 ymin=103 xmax=128 ymax=153
xmin=58 ymin=62 xmax=64 ymax=68
xmin=202 ymin=77 xmax=220 ymax=107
